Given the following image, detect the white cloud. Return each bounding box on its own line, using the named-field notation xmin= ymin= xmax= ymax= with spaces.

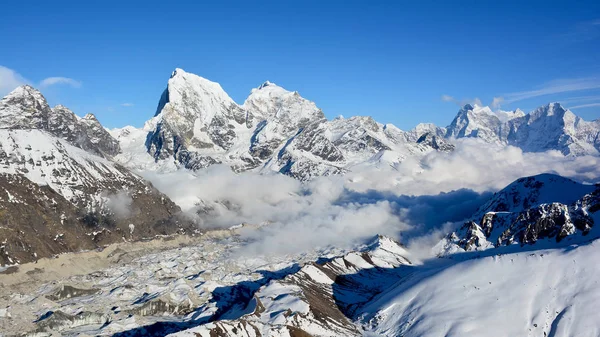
xmin=39 ymin=76 xmax=82 ymax=88
xmin=121 ymin=103 xmax=134 ymax=107
xmin=103 ymin=190 xmax=134 ymax=219
xmin=568 ymin=102 xmax=600 ymax=109
xmin=441 ymin=94 xmax=455 ymax=102
xmin=0 ymin=65 xmax=82 ymax=96
xmin=441 ymin=94 xmax=484 ymax=108
xmin=501 ymin=77 xmax=600 ymax=105
xmin=0 ymin=65 xmax=29 ymax=96
xmin=140 ymin=140 xmax=600 ymax=258
xmin=491 ymin=96 xmax=504 ymax=109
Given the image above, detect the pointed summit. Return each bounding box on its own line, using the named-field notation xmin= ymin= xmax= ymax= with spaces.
xmin=160 ymin=68 xmax=236 ymax=125
xmin=461 ymin=103 xmax=474 ymax=111
xmin=257 ymin=81 xmax=275 ymax=90
xmin=243 ymin=79 xmax=324 ymax=127
xmin=0 ymin=85 xmax=52 ymax=129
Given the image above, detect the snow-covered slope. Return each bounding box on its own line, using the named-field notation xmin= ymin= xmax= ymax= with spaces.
xmin=361 ymin=238 xmax=600 ymax=337
xmin=446 ymin=103 xmax=600 ymax=156
xmin=439 ymin=173 xmax=599 ymax=254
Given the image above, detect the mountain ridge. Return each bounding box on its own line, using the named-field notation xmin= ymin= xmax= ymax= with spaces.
xmin=109 ymin=69 xmax=600 ymax=180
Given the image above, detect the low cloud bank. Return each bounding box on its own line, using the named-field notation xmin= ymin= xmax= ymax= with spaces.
xmin=140 ymin=140 xmax=600 ymax=258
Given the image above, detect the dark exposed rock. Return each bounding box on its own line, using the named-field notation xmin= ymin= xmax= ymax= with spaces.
xmin=444 ymin=174 xmax=599 ymax=253
xmin=417 ymin=132 xmax=455 ymax=152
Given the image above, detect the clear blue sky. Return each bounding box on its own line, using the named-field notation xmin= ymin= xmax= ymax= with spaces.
xmin=1 ymin=0 xmax=599 ymax=129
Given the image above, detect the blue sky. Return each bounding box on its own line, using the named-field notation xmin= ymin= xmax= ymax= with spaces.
xmin=1 ymin=0 xmax=599 ymax=129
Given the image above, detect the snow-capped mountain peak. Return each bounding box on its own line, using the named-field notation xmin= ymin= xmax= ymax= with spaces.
xmin=445 ymin=100 xmax=600 ymax=156
xmin=161 ymin=67 xmax=237 ymax=126
xmin=256 ymin=80 xmax=275 ymax=90
xmin=243 ymin=80 xmax=324 ymax=122
xmin=0 ymin=85 xmax=52 ymax=130
xmin=494 ymin=108 xmax=526 ymax=123
xmin=0 ymin=87 xmax=120 ymax=157
xmin=529 ymin=102 xmax=569 ymax=120
xmin=439 ymin=173 xmax=599 ymax=254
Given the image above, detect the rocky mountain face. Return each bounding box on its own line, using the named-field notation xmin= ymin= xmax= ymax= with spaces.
xmin=0 ymin=85 xmax=120 ymax=158
xmin=0 ymin=87 xmax=194 ymax=265
xmin=439 ymin=173 xmax=600 ymax=254
xmin=132 ymin=69 xmax=453 ymax=180
xmin=446 ymin=103 xmax=600 ymax=156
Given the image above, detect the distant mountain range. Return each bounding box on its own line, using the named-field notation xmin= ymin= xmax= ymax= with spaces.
xmin=0 ymin=68 xmax=599 ymax=264
xmin=111 ymin=68 xmax=600 ymax=179
xmin=1 ymin=70 xmax=600 ymax=336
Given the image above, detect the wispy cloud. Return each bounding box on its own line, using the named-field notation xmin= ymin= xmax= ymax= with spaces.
xmin=556 ymin=95 xmax=600 ymax=104
xmin=39 ymin=76 xmax=82 ymax=88
xmin=556 ymin=18 xmax=600 ymax=43
xmin=491 ymin=97 xmax=504 ymax=109
xmin=121 ymin=103 xmax=134 ymax=107
xmin=568 ymin=102 xmax=600 ymax=109
xmin=498 ymin=77 xmax=600 ymax=106
xmin=0 ymin=66 xmax=28 ymax=96
xmin=441 ymin=94 xmax=482 ymax=107
xmin=0 ymin=65 xmax=82 ymax=97
xmin=441 ymin=94 xmax=454 ymax=102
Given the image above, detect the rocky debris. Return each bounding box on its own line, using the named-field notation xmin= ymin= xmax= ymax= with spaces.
xmin=130 ymin=298 xmax=196 ymax=317
xmin=46 ymin=285 xmax=100 ymax=302
xmin=440 ymin=174 xmax=600 ymax=253
xmin=31 ymin=310 xmax=110 ymax=334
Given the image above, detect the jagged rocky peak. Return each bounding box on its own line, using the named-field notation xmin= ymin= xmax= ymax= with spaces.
xmin=532 ymin=102 xmax=566 ymax=116
xmin=404 ymin=122 xmax=447 ymax=142
xmin=494 ymin=108 xmax=526 ymax=123
xmin=243 ymin=78 xmax=325 ymax=129
xmin=0 ymin=86 xmax=120 ymax=157
xmin=146 ymin=68 xmax=252 ymax=169
xmin=525 ymin=102 xmax=580 ymax=127
xmin=444 ymin=100 xmax=600 ymax=156
xmin=416 ymin=132 xmax=455 ymax=152
xmin=445 ymin=103 xmax=504 ymax=142
xmin=160 ymin=67 xmax=239 ymax=124
xmin=438 ymin=173 xmax=600 ymax=254
xmin=0 ymin=85 xmax=52 ymax=129
xmin=257 ymin=80 xmax=274 ymax=90
xmin=49 ymin=104 xmax=121 ymax=158
xmin=478 ymin=173 xmax=595 ymax=214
